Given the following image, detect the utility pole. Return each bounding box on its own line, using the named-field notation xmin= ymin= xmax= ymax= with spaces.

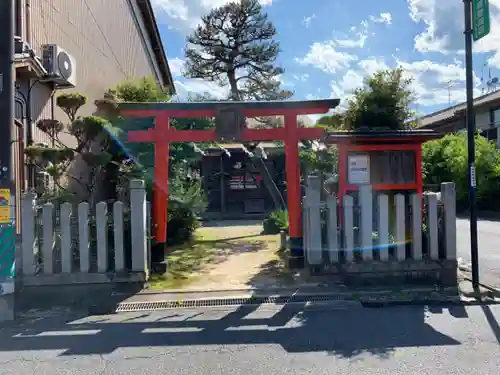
xmin=465 ymin=0 xmax=485 ymax=289
xmin=0 ymin=1 xmax=14 ymax=181
xmin=0 ymin=0 xmax=15 ymax=321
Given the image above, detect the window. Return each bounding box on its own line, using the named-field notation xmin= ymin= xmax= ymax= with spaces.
xmin=492 ymin=108 xmax=500 ymax=127
xmin=481 ymin=128 xmax=498 ymax=142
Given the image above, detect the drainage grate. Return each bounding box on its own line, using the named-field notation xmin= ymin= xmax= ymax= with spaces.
xmin=115 ymin=294 xmax=348 ymax=312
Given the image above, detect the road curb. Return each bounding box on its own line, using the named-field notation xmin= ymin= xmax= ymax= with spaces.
xmin=108 ymin=288 xmax=500 ymax=314
xmin=360 ymin=296 xmax=500 ymax=307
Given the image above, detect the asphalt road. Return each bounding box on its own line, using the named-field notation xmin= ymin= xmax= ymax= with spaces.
xmin=457 ymin=218 xmax=500 ymax=287
xmin=0 ymin=303 xmax=500 ymax=374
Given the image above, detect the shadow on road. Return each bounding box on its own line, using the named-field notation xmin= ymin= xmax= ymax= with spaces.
xmin=481 ymin=305 xmax=500 ymax=344
xmin=0 ymin=303 xmax=467 ymax=359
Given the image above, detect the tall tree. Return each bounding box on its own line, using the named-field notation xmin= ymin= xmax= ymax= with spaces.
xmin=184 ymin=0 xmax=291 ymax=102
xmin=344 ymin=68 xmax=416 ymax=130
xmin=184 ymin=0 xmax=290 ymax=210
xmin=315 ymin=113 xmax=345 ymax=130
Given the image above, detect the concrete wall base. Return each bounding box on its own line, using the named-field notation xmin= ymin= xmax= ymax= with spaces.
xmin=16 ymin=281 xmax=145 ymax=316
xmin=0 ymin=294 xmax=14 ymax=321
xmin=20 ymin=271 xmax=147 ymax=287
xmin=309 ymin=260 xmax=458 ymax=287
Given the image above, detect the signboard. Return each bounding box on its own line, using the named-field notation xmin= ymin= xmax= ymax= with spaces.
xmin=0 ymin=224 xmax=15 ymax=296
xmin=473 ymin=0 xmax=490 ymax=41
xmin=0 ymin=189 xmax=10 ymax=224
xmin=229 ymin=174 xmax=262 ymax=190
xmin=348 ymin=154 xmax=370 ymax=185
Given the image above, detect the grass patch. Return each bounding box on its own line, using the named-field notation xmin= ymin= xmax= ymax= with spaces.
xmin=148 ymin=227 xmax=289 ymax=290
xmin=148 ymin=232 xmax=219 ymax=289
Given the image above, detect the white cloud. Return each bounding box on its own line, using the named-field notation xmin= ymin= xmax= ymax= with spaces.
xmin=395 ymin=59 xmax=482 ymax=105
xmin=408 ymin=0 xmax=467 ymax=53
xmin=359 ymin=59 xmax=390 ymax=75
xmin=335 ymin=19 xmax=370 ymax=48
xmin=330 ymin=70 xmax=364 ymax=101
xmin=328 ymin=60 xmax=389 ymax=107
xmin=166 ymin=55 xmax=228 ymax=98
xmin=302 ymin=14 xmax=316 ymax=28
xmin=168 ymin=57 xmax=185 ymax=76
xmin=151 ymin=0 xmax=275 ymax=31
xmin=295 ymin=41 xmax=358 ymax=73
xmin=173 ymin=79 xmax=228 ymax=99
xmin=370 ymin=12 xmax=392 ymax=25
xmin=408 ymin=0 xmax=500 ymax=67
xmin=324 ymin=56 xmax=482 ymax=110
xmin=336 ymin=34 xmax=368 ymax=48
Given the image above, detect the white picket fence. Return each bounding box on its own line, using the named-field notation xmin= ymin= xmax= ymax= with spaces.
xmin=303 ymin=175 xmax=457 ymax=275
xmin=19 ymin=180 xmax=150 ymax=286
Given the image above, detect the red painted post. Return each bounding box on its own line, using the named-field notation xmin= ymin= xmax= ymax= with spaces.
xmin=337 ymin=144 xmax=347 ymax=226
xmin=283 ymin=114 xmax=304 ymax=264
xmin=283 ymin=114 xmax=301 ymax=237
xmin=153 ymin=113 xmax=170 ymax=243
xmin=337 ymin=144 xmax=347 ymax=202
xmin=415 ymin=146 xmax=423 ymax=197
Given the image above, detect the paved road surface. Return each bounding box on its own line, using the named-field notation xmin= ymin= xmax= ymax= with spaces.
xmin=457 ymin=218 xmax=500 ymax=287
xmin=1 ymin=303 xmax=500 ymax=374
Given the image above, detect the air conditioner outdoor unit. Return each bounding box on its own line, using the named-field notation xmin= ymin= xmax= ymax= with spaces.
xmin=41 ymin=44 xmax=77 ymax=88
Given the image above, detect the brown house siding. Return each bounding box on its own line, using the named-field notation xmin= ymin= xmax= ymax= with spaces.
xmin=28 ymin=0 xmax=164 ymax=134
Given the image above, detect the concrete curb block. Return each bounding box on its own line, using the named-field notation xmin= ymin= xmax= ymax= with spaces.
xmin=43 ymin=295 xmax=500 ymax=317
xmin=138 ymin=284 xmax=327 ymax=295
xmin=109 ymin=290 xmax=500 ymax=315
xmin=360 ymin=297 xmax=500 ymax=307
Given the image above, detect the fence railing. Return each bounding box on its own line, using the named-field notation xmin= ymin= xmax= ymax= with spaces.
xmin=302 ymin=175 xmax=457 ymax=284
xmin=19 ymin=180 xmax=150 ymax=286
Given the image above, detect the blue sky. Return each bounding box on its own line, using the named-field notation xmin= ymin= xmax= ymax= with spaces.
xmin=151 ymin=0 xmax=500 ymax=118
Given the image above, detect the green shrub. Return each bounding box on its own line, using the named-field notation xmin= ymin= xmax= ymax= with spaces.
xmin=422 ymin=132 xmax=500 ymax=210
xmin=262 ymin=210 xmax=288 ymax=234
xmin=166 ymin=198 xmax=200 ymax=246
xmin=144 ymin=173 xmax=204 ymax=247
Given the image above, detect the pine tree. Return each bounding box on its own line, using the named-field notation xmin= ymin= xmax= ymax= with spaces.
xmin=184 ymin=0 xmax=290 ymax=210
xmin=184 ymin=0 xmax=291 ymax=102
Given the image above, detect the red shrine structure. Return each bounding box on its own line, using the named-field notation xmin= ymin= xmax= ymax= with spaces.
xmin=119 ymin=99 xmax=340 ymax=260
xmin=325 ymin=130 xmax=440 ymax=202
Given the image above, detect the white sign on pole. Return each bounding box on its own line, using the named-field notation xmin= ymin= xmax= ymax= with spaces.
xmin=348 ymin=154 xmax=370 ymax=185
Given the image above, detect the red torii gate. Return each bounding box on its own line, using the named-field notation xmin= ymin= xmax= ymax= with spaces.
xmin=119 ymin=99 xmax=340 ymax=261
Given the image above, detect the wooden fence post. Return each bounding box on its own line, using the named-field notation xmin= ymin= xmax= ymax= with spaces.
xmin=130 ymin=180 xmax=147 ymax=274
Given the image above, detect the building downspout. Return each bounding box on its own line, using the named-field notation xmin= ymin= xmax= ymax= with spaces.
xmin=25 ymin=0 xmax=33 ymax=188
xmin=50 ymin=84 xmax=55 ymax=146
xmin=25 ymin=82 xmax=33 ymax=188
xmin=25 ymin=0 xmax=31 ymax=45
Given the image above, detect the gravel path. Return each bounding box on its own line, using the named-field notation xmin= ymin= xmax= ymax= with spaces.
xmin=183 ymin=221 xmax=290 ymax=290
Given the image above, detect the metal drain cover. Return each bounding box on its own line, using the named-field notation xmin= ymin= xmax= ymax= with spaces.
xmin=115 ymin=294 xmax=347 ymax=312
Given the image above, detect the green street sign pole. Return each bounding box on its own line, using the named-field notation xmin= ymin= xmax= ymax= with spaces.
xmin=464 ymin=0 xmax=490 ymax=290
xmin=472 ymin=0 xmax=490 ymax=41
